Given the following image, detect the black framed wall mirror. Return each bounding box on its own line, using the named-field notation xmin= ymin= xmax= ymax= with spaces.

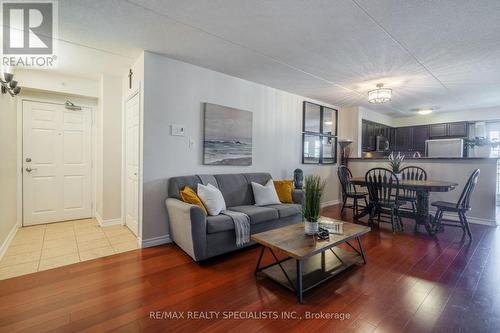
xmin=302 ymin=101 xmax=338 ymax=164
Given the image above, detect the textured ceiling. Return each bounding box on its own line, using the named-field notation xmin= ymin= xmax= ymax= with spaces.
xmin=50 ymin=0 xmax=500 ymax=116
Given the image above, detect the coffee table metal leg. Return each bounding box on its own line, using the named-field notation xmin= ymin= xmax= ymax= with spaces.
xmin=254 ymin=246 xmax=265 ymax=275
xmin=296 ymin=260 xmax=303 ymax=303
xmin=357 ymin=237 xmax=367 ymax=264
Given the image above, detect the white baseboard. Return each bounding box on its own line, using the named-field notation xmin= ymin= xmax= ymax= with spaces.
xmin=100 ymin=218 xmax=123 ymax=227
xmin=95 ymin=212 xmax=123 ymax=227
xmin=321 ymin=199 xmax=340 ymax=208
xmin=95 ymin=211 xmax=103 ymax=225
xmin=0 ymin=222 xmax=19 ymax=261
xmin=439 ymin=212 xmax=496 ymax=227
xmin=140 ymin=234 xmax=172 ymax=248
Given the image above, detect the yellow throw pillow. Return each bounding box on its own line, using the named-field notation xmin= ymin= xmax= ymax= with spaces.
xmin=273 ymin=180 xmax=294 ymax=203
xmin=180 ymin=186 xmax=208 ymax=215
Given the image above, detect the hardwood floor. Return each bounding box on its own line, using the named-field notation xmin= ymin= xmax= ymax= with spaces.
xmin=0 ymin=205 xmax=499 ymax=333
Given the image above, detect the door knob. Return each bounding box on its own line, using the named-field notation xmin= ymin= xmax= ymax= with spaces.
xmin=26 ymin=167 xmax=37 ymax=173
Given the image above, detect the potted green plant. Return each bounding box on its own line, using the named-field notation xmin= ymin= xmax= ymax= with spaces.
xmin=465 ymin=137 xmax=498 ymax=158
xmin=388 ymin=152 xmax=405 ymax=178
xmin=302 ymin=175 xmax=326 ymax=235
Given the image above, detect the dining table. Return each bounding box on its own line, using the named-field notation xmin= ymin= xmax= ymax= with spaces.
xmin=349 ymin=177 xmax=459 ymax=235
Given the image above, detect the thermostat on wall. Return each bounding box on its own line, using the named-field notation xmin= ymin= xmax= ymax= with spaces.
xmin=171 ymin=124 xmax=186 ymax=136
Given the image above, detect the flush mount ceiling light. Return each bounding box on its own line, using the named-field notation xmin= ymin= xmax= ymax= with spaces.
xmin=368 ymin=83 xmax=392 ymax=104
xmin=417 ymin=109 xmax=433 ymax=115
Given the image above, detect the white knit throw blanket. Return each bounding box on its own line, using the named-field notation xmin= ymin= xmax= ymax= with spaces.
xmin=221 ymin=210 xmax=251 ymax=247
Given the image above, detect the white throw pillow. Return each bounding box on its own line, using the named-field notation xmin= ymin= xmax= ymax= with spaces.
xmin=252 ymin=179 xmax=281 ymax=206
xmin=197 ymin=183 xmax=226 ymax=216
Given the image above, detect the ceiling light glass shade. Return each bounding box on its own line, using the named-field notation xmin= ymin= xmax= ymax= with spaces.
xmin=368 ymin=85 xmax=392 ymax=104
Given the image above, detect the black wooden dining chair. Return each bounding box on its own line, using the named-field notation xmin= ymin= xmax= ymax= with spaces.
xmin=430 ymin=169 xmax=480 ymax=239
xmin=337 ymin=165 xmax=368 ymax=219
xmin=399 ymin=166 xmax=427 ymax=217
xmin=365 ymin=168 xmax=404 ymax=233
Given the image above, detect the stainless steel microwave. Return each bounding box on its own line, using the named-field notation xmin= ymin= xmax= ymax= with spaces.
xmin=376 ymin=136 xmax=390 ymax=151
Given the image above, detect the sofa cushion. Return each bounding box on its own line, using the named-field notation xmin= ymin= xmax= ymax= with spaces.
xmin=264 ymin=204 xmax=302 ymax=219
xmin=168 ymin=176 xmax=202 ymax=200
xmin=180 ymin=186 xmax=207 ymax=214
xmin=197 ymin=183 xmax=226 ymax=216
xmin=273 ymin=180 xmax=294 ymax=203
xmin=243 ymin=173 xmax=272 ymax=185
xmin=214 ymin=174 xmax=254 ymax=207
xmin=251 ymin=179 xmax=281 ymax=206
xmin=207 ymin=215 xmax=234 ymax=234
xmin=228 ymin=205 xmax=279 ymax=224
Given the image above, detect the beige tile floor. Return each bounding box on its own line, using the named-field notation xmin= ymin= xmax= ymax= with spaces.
xmin=0 ymin=218 xmax=138 ymax=280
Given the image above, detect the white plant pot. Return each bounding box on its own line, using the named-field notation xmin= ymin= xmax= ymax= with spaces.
xmin=304 ymin=221 xmax=319 ymax=235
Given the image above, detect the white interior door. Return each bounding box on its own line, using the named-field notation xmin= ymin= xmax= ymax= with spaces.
xmin=23 ymin=101 xmax=92 ymax=226
xmin=124 ymin=94 xmax=140 ymax=237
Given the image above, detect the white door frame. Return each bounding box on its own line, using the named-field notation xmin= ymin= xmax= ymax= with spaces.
xmin=122 ymin=87 xmax=143 ymax=243
xmin=17 ymin=96 xmax=96 ymax=227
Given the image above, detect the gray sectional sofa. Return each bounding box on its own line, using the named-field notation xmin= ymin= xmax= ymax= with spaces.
xmin=165 ymin=173 xmax=304 ymax=262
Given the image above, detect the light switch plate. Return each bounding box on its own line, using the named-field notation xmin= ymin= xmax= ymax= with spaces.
xmin=171 ymin=124 xmax=185 ymax=136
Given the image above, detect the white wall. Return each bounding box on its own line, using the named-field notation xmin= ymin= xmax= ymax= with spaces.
xmin=96 ymin=74 xmax=123 ymax=222
xmin=140 ymin=52 xmax=341 ymax=241
xmin=0 ymin=93 xmax=18 ymax=249
xmin=338 ymin=106 xmax=360 ymax=158
xmin=348 ymin=159 xmax=498 ymax=225
xmin=360 ymin=107 xmax=395 ymax=127
xmin=14 ymin=69 xmax=99 ymax=98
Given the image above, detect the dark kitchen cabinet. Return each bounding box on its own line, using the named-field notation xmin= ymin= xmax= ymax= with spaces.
xmin=365 ymin=121 xmax=376 ymax=150
xmin=394 ymin=126 xmax=429 ymax=152
xmin=395 ymin=127 xmax=413 ymax=152
xmin=362 ymin=121 xmax=368 ymax=150
xmin=448 ymin=122 xmax=467 ymax=137
xmin=413 ymin=125 xmax=430 ymax=152
xmin=429 ymin=122 xmax=468 ymax=138
xmin=361 ymin=120 xmax=467 ymax=156
xmin=362 ymin=120 xmax=391 ymax=151
xmin=429 ymin=123 xmax=448 ymax=138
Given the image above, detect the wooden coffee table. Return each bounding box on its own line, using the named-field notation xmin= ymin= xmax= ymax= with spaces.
xmin=251 ymin=221 xmax=370 ymax=303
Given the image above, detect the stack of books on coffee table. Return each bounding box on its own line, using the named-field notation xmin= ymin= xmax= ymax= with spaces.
xmin=318 ymin=217 xmax=344 ymax=234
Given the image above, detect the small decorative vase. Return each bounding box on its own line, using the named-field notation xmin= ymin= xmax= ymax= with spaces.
xmin=304 ymin=221 xmax=319 ymax=235
xmin=294 ymin=169 xmax=304 ymax=189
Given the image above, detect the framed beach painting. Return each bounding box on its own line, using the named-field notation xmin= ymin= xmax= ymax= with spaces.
xmin=203 ymin=103 xmax=253 ymax=166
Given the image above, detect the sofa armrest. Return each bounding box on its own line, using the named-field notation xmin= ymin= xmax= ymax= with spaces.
xmin=292 ymin=189 xmax=305 ymax=205
xmin=165 ymin=198 xmax=207 ymax=261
